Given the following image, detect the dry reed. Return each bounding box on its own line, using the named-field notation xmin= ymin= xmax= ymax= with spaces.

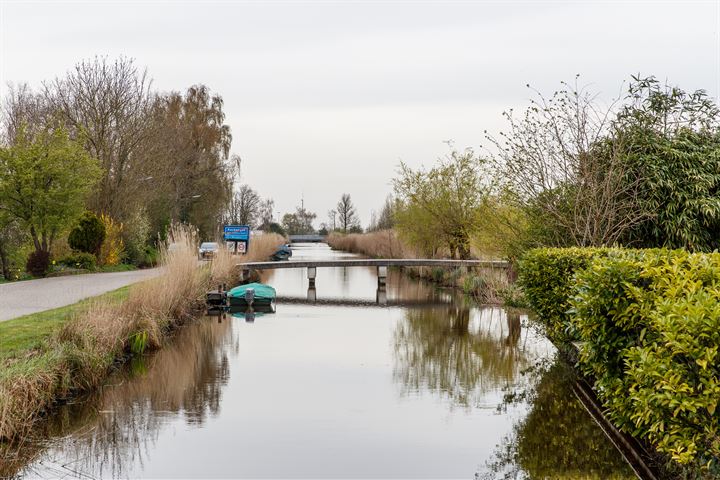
xmin=240 ymin=233 xmax=286 ymax=263
xmin=326 ymin=230 xmax=411 ymax=258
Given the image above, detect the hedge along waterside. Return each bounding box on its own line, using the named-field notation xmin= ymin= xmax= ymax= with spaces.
xmin=517 ymin=247 xmax=613 ymax=344
xmin=520 ymin=247 xmax=720 ymax=474
xmin=571 ymin=249 xmax=720 ymax=471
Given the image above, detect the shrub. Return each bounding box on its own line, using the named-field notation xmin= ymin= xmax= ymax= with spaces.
xmin=138 ymin=245 xmax=159 ymax=268
xmin=99 ymin=214 xmax=124 ymax=266
xmin=517 ymin=247 xmax=610 ymax=343
xmin=122 ymin=208 xmax=150 ymax=265
xmin=26 ymin=250 xmax=50 ymax=277
xmin=57 ymin=252 xmax=97 ymax=270
xmin=524 ymin=246 xmax=720 ymax=472
xmin=462 ymin=274 xmax=486 ymax=296
xmin=571 ymin=249 xmax=720 ymax=470
xmin=68 ymin=212 xmax=106 ymax=257
xmin=498 ymin=284 xmax=529 ymax=309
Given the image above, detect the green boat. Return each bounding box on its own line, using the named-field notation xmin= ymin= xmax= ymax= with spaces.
xmin=227 ymin=282 xmax=276 ymax=307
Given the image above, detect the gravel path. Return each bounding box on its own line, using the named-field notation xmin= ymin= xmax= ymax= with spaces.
xmin=0 ymin=268 xmax=162 ymax=322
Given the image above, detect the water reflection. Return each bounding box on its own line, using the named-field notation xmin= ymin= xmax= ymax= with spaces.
xmin=393 ymin=307 xmax=535 ymax=408
xmin=481 ymin=358 xmax=636 ymax=480
xmin=392 ymin=305 xmax=634 ymax=479
xmin=6 ymin=318 xmax=235 ymax=479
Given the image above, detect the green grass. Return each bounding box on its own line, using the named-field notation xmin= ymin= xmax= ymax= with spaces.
xmin=0 ymin=286 xmax=130 ymax=364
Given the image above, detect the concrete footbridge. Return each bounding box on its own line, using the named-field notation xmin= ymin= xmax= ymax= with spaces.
xmin=288 ymin=234 xmax=326 ymax=243
xmin=238 ymin=258 xmax=510 ymax=285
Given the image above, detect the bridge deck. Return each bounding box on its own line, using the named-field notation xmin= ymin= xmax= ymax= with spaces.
xmin=238 ymin=259 xmax=509 ymax=269
xmin=288 ymin=235 xmax=326 ymax=243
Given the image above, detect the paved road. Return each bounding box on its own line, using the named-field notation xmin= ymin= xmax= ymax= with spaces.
xmin=0 ymin=268 xmax=162 ymax=322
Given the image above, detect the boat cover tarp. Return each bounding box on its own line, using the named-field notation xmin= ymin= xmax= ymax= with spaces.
xmin=227 ymin=282 xmax=276 ymax=301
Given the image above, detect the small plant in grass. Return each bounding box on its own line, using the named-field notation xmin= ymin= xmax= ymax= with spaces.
xmin=129 ymin=331 xmax=149 ymax=354
xmin=430 ymin=267 xmax=446 ymax=283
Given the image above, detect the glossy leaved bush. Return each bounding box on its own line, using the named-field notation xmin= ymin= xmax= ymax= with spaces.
xmin=520 ymin=247 xmax=720 ymax=475
xmin=517 ymin=247 xmax=611 ymax=343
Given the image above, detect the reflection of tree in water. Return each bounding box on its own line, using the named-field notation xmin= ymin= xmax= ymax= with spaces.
xmin=393 ymin=306 xmax=529 ymax=407
xmin=481 ymin=357 xmax=635 ymax=480
xmin=6 ymin=317 xmax=235 ymax=479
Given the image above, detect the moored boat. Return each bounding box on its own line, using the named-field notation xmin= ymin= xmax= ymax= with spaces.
xmin=227 ymin=282 xmax=276 ymax=307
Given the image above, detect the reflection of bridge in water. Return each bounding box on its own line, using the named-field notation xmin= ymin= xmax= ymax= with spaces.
xmin=275 ymin=296 xmax=457 ymax=308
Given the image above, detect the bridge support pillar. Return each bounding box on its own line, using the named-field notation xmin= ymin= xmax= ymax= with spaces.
xmin=307 ymin=266 xmax=317 ymax=287
xmin=376 ymin=286 xmax=387 ymax=306
xmin=377 ymin=265 xmax=387 ymax=287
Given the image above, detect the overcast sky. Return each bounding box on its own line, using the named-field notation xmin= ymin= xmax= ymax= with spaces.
xmin=2 ymin=0 xmax=719 ymax=227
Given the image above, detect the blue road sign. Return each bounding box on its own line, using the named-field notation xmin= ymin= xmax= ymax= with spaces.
xmin=224 ymin=225 xmax=250 ymax=241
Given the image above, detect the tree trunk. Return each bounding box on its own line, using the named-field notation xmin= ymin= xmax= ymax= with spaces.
xmin=29 ymin=225 xmax=41 ymax=252
xmin=0 ymin=240 xmax=11 ymax=280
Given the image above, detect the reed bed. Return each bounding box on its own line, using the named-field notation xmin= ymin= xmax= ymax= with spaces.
xmin=326 ymin=230 xmax=410 ymax=258
xmin=240 ymin=232 xmax=287 ymax=263
xmin=0 ymin=227 xmax=285 ymax=443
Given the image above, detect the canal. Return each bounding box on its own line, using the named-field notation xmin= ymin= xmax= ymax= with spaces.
xmin=9 ymin=244 xmax=635 ymax=479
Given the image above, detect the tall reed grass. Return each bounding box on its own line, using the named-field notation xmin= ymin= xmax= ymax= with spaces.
xmin=326 ymin=230 xmax=411 ymax=258
xmin=0 ymin=227 xmax=285 ymax=443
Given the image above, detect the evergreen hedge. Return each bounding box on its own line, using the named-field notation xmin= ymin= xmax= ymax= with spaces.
xmin=519 ymin=247 xmax=720 ymax=475
xmin=518 ymin=247 xmax=611 ymax=343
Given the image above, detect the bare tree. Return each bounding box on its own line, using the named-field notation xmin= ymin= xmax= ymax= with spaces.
xmin=1 ymin=83 xmax=54 ymax=145
xmin=257 ymin=198 xmax=275 ymax=228
xmin=44 ymin=56 xmax=154 ymax=221
xmin=226 ymin=185 xmax=261 ymax=227
xmin=487 ymin=78 xmax=648 ymax=247
xmin=327 ymin=209 xmax=337 ymax=231
xmin=336 ymin=194 xmax=359 ymax=233
xmin=142 ymin=84 xmax=233 ymax=238
xmin=368 ymin=195 xmax=395 ymax=231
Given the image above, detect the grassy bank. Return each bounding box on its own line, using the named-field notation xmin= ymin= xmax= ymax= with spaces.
xmin=0 ymin=228 xmax=284 ymax=443
xmin=0 ymin=287 xmax=129 ymax=365
xmin=326 ymin=230 xmax=523 ymax=306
